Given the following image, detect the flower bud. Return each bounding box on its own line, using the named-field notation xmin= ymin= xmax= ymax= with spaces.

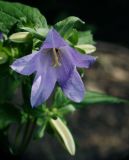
xmin=9 ymin=32 xmax=31 ymax=43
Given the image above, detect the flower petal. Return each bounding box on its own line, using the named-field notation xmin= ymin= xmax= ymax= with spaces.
xmin=31 ymin=52 xmax=57 ymax=107
xmin=64 ymin=46 xmax=96 ymax=68
xmin=41 ymin=28 xmax=67 ymax=49
xmin=10 ymin=52 xmax=39 ymax=75
xmin=61 ymin=67 xmax=85 ymax=102
xmin=56 ymin=47 xmax=74 ymax=84
xmin=0 ymin=32 xmax=3 ymax=40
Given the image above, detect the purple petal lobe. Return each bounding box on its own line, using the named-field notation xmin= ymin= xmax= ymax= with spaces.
xmin=0 ymin=32 xmax=3 ymax=40
xmin=10 ymin=52 xmax=39 ymax=75
xmin=31 ymin=52 xmax=57 ymax=107
xmin=41 ymin=28 xmax=67 ymax=49
xmin=56 ymin=47 xmax=74 ymax=84
xmin=65 ymin=46 xmax=96 ymax=68
xmin=61 ymin=67 xmax=85 ymax=102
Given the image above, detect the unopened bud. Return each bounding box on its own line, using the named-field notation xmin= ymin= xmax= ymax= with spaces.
xmin=9 ymin=32 xmax=31 ymax=43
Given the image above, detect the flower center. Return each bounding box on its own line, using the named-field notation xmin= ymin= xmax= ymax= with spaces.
xmin=52 ymin=48 xmax=61 ymax=67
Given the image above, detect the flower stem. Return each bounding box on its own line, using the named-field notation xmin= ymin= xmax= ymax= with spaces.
xmin=18 ymin=118 xmax=36 ymax=154
xmin=11 ymin=124 xmax=23 ymax=154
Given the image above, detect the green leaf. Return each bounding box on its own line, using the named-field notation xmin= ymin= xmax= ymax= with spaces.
xmin=78 ymin=31 xmax=95 ymax=45
xmin=0 ymin=1 xmax=48 ymax=34
xmin=54 ymin=16 xmax=84 ymax=39
xmin=67 ymin=29 xmax=78 ymax=45
xmin=34 ymin=118 xmax=48 ymax=139
xmin=21 ymin=27 xmax=48 ymax=40
xmin=0 ymin=103 xmax=20 ymax=129
xmin=36 ymin=124 xmax=47 ymax=139
xmin=0 ymin=52 xmax=8 ymax=64
xmin=50 ymin=117 xmax=76 ymax=156
xmin=75 ymin=91 xmax=129 ymax=107
xmin=75 ymin=44 xmax=96 ymax=54
xmin=0 ymin=45 xmax=8 ymax=64
xmin=59 ymin=104 xmax=76 ymax=115
xmin=54 ymin=89 xmax=128 ymax=110
xmin=53 ymin=87 xmax=70 ymax=107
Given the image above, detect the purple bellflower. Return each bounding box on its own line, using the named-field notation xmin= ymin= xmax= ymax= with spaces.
xmin=11 ymin=28 xmax=96 ymax=107
xmin=0 ymin=32 xmax=3 ymax=40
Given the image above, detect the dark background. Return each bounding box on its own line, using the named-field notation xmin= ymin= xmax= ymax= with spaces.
xmin=7 ymin=0 xmax=129 ymax=47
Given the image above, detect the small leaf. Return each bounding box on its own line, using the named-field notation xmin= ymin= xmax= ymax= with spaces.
xmin=35 ymin=119 xmax=47 ymax=139
xmin=74 ymin=91 xmax=129 ymax=107
xmin=75 ymin=44 xmax=96 ymax=54
xmin=50 ymin=117 xmax=75 ymax=156
xmin=0 ymin=43 xmax=9 ymax=64
xmin=0 ymin=51 xmax=8 ymax=64
xmin=21 ymin=27 xmax=48 ymax=40
xmin=67 ymin=29 xmax=78 ymax=45
xmin=59 ymin=104 xmax=76 ymax=115
xmin=54 ymin=16 xmax=84 ymax=39
xmin=53 ymin=87 xmax=70 ymax=107
xmin=36 ymin=28 xmax=49 ymax=37
xmin=78 ymin=31 xmax=95 ymax=45
xmin=37 ymin=124 xmax=47 ymax=138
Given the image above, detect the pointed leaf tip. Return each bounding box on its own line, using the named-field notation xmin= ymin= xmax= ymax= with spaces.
xmin=50 ymin=117 xmax=76 ymax=156
xmin=75 ymin=44 xmax=96 ymax=54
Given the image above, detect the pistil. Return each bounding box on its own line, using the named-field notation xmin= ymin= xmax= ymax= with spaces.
xmin=52 ymin=48 xmax=61 ymax=67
